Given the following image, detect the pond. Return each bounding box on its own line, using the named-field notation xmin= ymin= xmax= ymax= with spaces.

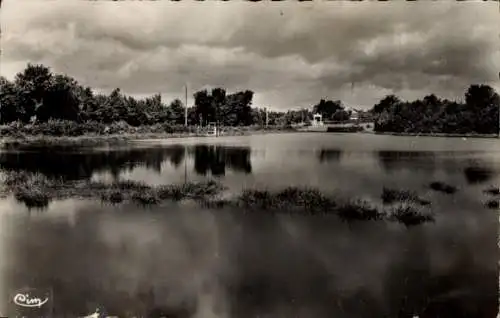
xmin=0 ymin=133 xmax=498 ymax=317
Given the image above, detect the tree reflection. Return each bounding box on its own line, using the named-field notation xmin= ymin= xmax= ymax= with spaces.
xmin=0 ymin=146 xmax=186 ymax=181
xmin=191 ymin=145 xmax=252 ymax=176
xmin=463 ymin=165 xmax=495 ymax=185
xmin=317 ymin=149 xmax=343 ymax=163
xmin=376 ymin=151 xmax=437 ymax=172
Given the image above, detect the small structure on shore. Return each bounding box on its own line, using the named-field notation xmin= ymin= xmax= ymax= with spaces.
xmin=312 ymin=114 xmax=324 ymax=127
xmin=206 ymin=122 xmax=217 ymax=136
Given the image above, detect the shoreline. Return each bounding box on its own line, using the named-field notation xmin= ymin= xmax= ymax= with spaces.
xmin=1 ymin=127 xmax=498 ymax=149
xmin=372 ymin=131 xmax=499 ymax=139
xmin=0 ymin=128 xmax=296 ymax=149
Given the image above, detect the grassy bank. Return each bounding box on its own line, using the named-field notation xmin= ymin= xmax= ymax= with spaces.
xmin=0 ymin=120 xmax=296 ymax=148
xmin=1 ymin=171 xmax=463 ymax=227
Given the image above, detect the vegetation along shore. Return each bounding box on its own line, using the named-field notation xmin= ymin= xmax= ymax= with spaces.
xmin=1 ymin=64 xmax=498 ymax=146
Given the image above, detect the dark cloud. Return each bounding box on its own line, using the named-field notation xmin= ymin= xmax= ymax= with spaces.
xmin=1 ymin=1 xmax=498 ymax=109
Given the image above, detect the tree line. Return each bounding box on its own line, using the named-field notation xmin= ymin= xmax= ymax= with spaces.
xmin=0 ymin=63 xmax=498 ymax=135
xmin=0 ymin=63 xmax=367 ymax=128
xmin=371 ymin=85 xmax=500 ymax=135
xmin=0 ymin=63 xmax=312 ymax=128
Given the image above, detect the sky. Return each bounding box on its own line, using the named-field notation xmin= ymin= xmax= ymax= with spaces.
xmin=1 ymin=0 xmax=499 ymax=111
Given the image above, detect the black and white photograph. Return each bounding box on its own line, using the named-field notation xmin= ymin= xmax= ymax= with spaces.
xmin=0 ymin=1 xmax=499 ymax=317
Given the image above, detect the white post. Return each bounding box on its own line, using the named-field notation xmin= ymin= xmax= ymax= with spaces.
xmin=184 ymin=84 xmax=188 ymax=127
xmin=265 ymin=107 xmax=269 ymax=128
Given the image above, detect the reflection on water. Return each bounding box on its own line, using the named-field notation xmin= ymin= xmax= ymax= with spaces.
xmin=0 ymin=134 xmax=499 ymax=317
xmin=377 ymin=151 xmax=438 ymax=172
xmin=193 ymin=146 xmax=252 ymax=176
xmin=0 ymin=145 xmax=252 ymax=181
xmin=317 ymin=149 xmax=343 ymax=163
xmin=463 ymin=165 xmax=496 ymax=185
xmin=0 ymin=199 xmax=496 ymax=318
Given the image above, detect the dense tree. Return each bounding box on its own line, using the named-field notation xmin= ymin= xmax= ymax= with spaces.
xmin=168 ymin=99 xmax=186 ymax=125
xmin=192 ymin=88 xmax=254 ymax=126
xmin=35 ymin=74 xmax=81 ymax=122
xmin=332 ymin=109 xmax=351 ymax=122
xmin=371 ymin=85 xmax=500 ymax=135
xmin=0 ymin=76 xmax=21 ymax=123
xmin=372 ymin=95 xmax=401 ymax=114
xmin=13 ymin=63 xmax=54 ymax=122
xmin=193 ymin=89 xmax=213 ymax=125
xmin=312 ymin=99 xmax=343 ymax=120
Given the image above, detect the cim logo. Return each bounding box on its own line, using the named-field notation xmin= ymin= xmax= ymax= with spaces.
xmin=10 ymin=287 xmax=53 ymax=317
xmin=13 ymin=292 xmax=49 ymax=308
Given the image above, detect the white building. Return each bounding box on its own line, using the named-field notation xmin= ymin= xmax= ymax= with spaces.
xmin=312 ymin=114 xmax=324 ymax=126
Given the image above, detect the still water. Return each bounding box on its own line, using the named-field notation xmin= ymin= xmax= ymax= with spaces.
xmin=0 ymin=133 xmax=498 ymax=317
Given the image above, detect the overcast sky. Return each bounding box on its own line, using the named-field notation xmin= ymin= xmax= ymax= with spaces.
xmin=1 ymin=1 xmax=499 ymax=110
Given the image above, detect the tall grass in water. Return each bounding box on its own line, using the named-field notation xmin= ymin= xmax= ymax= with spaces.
xmin=388 ymin=204 xmax=435 ymax=227
xmin=14 ymin=187 xmax=51 ymax=209
xmin=1 ymin=171 xmax=436 ymax=226
xmin=237 ymin=187 xmax=433 ymax=225
xmin=238 ymin=187 xmax=335 ymax=214
xmin=2 ymin=171 xmax=54 ymax=209
xmin=336 ymin=199 xmax=382 ymax=221
xmin=381 ymin=187 xmax=431 ymax=206
xmin=100 ymin=190 xmax=124 ymax=204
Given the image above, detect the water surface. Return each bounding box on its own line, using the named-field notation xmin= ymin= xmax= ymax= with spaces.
xmin=0 ymin=133 xmax=498 ymax=317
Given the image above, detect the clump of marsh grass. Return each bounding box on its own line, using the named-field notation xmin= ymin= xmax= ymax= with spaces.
xmin=429 ymin=181 xmax=457 ymax=194
xmin=181 ymin=180 xmax=225 ymax=198
xmin=131 ymin=189 xmax=160 ymax=206
xmin=388 ymin=204 xmax=435 ymax=227
xmin=14 ymin=186 xmax=51 ymax=209
xmin=381 ymin=187 xmax=431 ymax=206
xmin=238 ymin=189 xmax=277 ymax=210
xmin=276 ymin=187 xmax=335 ymax=211
xmin=200 ymin=198 xmax=233 ymax=209
xmin=337 ymin=199 xmax=382 ymax=221
xmin=157 ymin=180 xmax=225 ymax=201
xmin=113 ymin=180 xmax=149 ymax=191
xmin=236 ymin=187 xmax=335 ymax=213
xmin=3 ymin=171 xmax=57 ymax=188
xmin=100 ymin=190 xmax=124 ymax=204
xmin=483 ymin=186 xmax=500 ymax=196
xmin=157 ymin=184 xmax=185 ymax=201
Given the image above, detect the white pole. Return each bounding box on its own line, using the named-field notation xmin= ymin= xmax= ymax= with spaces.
xmin=265 ymin=107 xmax=269 ymax=128
xmin=184 ymin=84 xmax=188 ymax=127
